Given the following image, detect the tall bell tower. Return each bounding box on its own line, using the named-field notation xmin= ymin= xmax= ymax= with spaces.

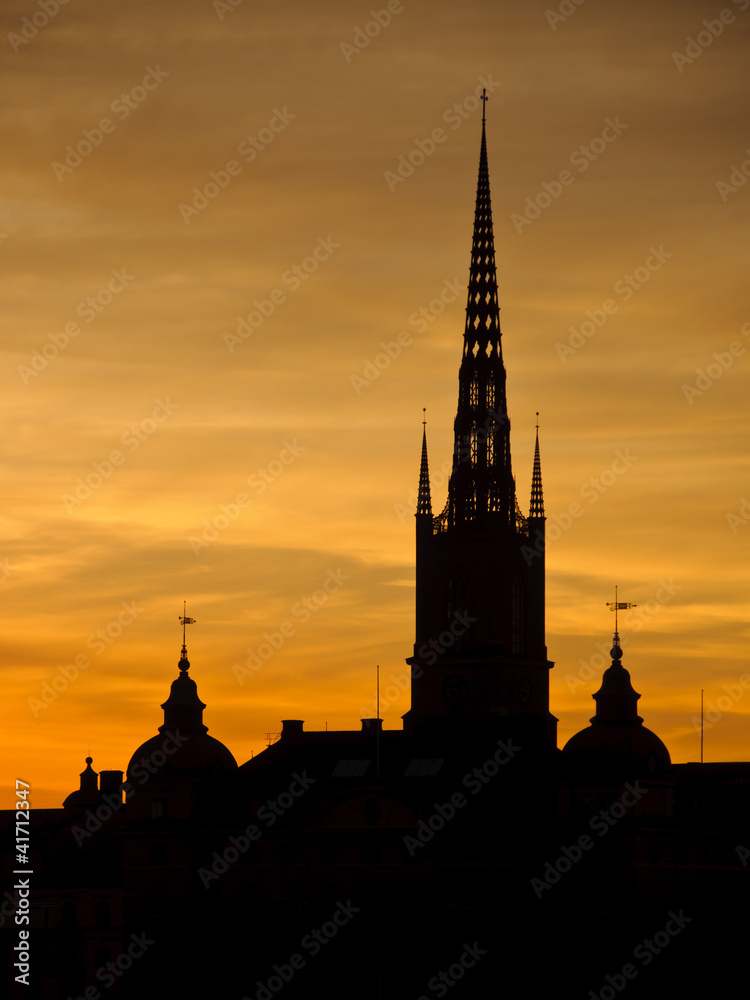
xmin=404 ymin=95 xmax=556 ymax=745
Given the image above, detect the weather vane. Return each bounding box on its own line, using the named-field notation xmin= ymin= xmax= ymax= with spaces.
xmin=178 ymin=600 xmax=196 ymax=663
xmin=606 ymin=586 xmax=636 ymax=639
xmin=480 ymin=87 xmax=488 ymax=125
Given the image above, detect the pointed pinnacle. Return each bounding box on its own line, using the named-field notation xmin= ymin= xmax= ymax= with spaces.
xmin=463 ymin=113 xmax=500 ymax=358
xmin=417 ymin=419 xmax=432 ymax=517
xmin=530 ymin=417 xmax=544 ymax=518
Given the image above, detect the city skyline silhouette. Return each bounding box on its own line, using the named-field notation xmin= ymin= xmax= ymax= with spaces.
xmin=3 ymin=0 xmax=750 ymax=809
xmin=3 ymin=3 xmax=750 ymax=994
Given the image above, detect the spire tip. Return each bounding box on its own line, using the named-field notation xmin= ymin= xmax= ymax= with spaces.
xmin=178 ymin=602 xmax=196 ymax=671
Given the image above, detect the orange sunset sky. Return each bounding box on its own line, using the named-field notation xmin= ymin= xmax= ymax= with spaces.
xmin=2 ymin=0 xmax=750 ymax=809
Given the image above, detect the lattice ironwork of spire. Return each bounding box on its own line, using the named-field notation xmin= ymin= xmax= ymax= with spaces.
xmin=445 ymin=102 xmax=519 ymax=531
xmin=417 ymin=425 xmax=433 ymax=517
xmin=530 ymin=423 xmax=544 ymax=518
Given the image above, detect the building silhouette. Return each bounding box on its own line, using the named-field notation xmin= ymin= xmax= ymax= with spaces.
xmin=4 ymin=102 xmax=749 ymax=999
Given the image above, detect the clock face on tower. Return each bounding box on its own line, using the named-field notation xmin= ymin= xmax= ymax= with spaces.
xmin=443 ymin=675 xmax=469 ymax=707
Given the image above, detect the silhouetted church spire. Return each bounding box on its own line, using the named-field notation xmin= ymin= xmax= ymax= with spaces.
xmin=416 ymin=411 xmax=432 ymax=518
xmin=444 ymin=90 xmax=517 ymax=529
xmin=529 ymin=415 xmax=544 ymax=518
xmin=406 ymin=98 xmax=555 ymax=740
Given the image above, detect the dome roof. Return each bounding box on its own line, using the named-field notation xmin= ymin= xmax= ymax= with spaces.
xmin=126 ymin=646 xmax=237 ymax=782
xmin=562 ymin=635 xmax=670 ymax=772
xmin=563 ymin=719 xmax=671 ymax=771
xmin=63 ymin=756 xmax=100 ymax=808
xmin=127 ymin=730 xmax=237 ymax=779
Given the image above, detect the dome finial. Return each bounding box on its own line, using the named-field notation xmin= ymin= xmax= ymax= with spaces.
xmin=178 ymin=600 xmax=196 ymax=671
xmin=606 ymin=586 xmax=636 ymax=661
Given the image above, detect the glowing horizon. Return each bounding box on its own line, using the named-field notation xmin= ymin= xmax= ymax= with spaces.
xmin=3 ymin=0 xmax=750 ymax=810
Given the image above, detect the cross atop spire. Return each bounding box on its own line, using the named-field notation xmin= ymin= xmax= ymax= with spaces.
xmin=480 ymin=87 xmax=488 ymax=125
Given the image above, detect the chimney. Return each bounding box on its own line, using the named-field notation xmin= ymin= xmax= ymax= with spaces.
xmin=281 ymin=720 xmax=304 ymax=739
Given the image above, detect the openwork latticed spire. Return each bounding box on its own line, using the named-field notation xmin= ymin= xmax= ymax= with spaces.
xmin=443 ymin=93 xmax=519 ymax=532
xmin=529 ymin=416 xmax=544 ymax=518
xmin=463 ymin=102 xmax=500 ymax=359
xmin=416 ymin=415 xmax=432 ymax=517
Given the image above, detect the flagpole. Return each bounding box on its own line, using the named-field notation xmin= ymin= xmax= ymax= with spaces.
xmin=376 ymin=665 xmax=380 ymax=780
